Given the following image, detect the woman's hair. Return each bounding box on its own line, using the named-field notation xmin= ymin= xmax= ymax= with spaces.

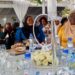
xmin=68 ymin=10 xmax=75 ymax=25
xmin=5 ymin=22 xmax=12 ymax=27
xmin=4 ymin=22 xmax=12 ymax=33
xmin=0 ymin=24 xmax=3 ymax=32
xmin=61 ymin=17 xmax=68 ymax=25
xmin=39 ymin=16 xmax=47 ymax=24
xmin=23 ymin=16 xmax=32 ymax=26
xmin=13 ymin=22 xmax=19 ymax=28
xmin=22 ymin=16 xmax=33 ymax=38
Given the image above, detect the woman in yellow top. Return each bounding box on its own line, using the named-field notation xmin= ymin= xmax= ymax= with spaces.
xmin=58 ymin=11 xmax=75 ymax=48
xmin=57 ymin=17 xmax=68 ymax=34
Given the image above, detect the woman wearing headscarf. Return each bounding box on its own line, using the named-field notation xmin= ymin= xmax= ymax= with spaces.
xmin=15 ymin=16 xmax=45 ymax=43
xmin=3 ymin=23 xmax=15 ymax=49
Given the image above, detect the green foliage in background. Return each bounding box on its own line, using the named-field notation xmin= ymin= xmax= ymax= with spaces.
xmin=33 ymin=0 xmax=42 ymax=4
xmin=57 ymin=0 xmax=71 ymax=3
xmin=57 ymin=0 xmax=62 ymax=3
xmin=36 ymin=0 xmax=42 ymax=4
xmin=62 ymin=8 xmax=70 ymax=17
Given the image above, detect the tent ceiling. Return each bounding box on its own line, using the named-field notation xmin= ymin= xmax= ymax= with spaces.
xmin=0 ymin=1 xmax=13 ymax=4
xmin=0 ymin=0 xmax=71 ymax=8
xmin=0 ymin=7 xmax=63 ymax=17
xmin=0 ymin=0 xmax=12 ymax=1
xmin=0 ymin=0 xmax=13 ymax=3
xmin=0 ymin=8 xmax=15 ymax=15
xmin=0 ymin=7 xmax=42 ymax=16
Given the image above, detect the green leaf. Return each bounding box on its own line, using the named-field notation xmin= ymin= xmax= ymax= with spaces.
xmin=61 ymin=8 xmax=70 ymax=17
xmin=57 ymin=0 xmax=62 ymax=3
xmin=34 ymin=0 xmax=42 ymax=4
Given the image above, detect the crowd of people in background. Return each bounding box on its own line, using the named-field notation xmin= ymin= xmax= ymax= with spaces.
xmin=0 ymin=16 xmax=46 ymax=49
xmin=0 ymin=22 xmax=19 ymax=49
xmin=0 ymin=10 xmax=75 ymax=49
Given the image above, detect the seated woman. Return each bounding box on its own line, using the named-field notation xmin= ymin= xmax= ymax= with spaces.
xmin=0 ymin=25 xmax=5 ymax=44
xmin=0 ymin=25 xmax=4 ymax=38
xmin=58 ymin=11 xmax=75 ymax=48
xmin=37 ymin=16 xmax=51 ymax=44
xmin=38 ymin=17 xmax=51 ymax=33
xmin=3 ymin=23 xmax=15 ymax=49
xmin=15 ymin=16 xmax=45 ymax=43
xmin=57 ymin=17 xmax=68 ymax=33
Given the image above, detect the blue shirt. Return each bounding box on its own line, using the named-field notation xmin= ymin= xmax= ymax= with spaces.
xmin=0 ymin=32 xmax=5 ymax=39
xmin=15 ymin=27 xmax=45 ymax=43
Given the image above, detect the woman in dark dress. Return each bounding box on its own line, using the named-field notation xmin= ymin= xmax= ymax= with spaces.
xmin=3 ymin=23 xmax=15 ymax=49
xmin=15 ymin=16 xmax=45 ymax=43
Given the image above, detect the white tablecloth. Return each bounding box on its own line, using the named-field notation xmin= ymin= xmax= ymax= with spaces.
xmin=0 ymin=49 xmax=75 ymax=75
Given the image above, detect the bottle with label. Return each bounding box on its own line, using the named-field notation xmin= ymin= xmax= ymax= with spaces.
xmin=24 ymin=51 xmax=31 ymax=75
xmin=67 ymin=38 xmax=74 ymax=53
xmin=67 ymin=37 xmax=75 ymax=68
xmin=67 ymin=38 xmax=73 ymax=47
xmin=60 ymin=38 xmax=75 ymax=67
xmin=29 ymin=33 xmax=34 ymax=52
xmin=61 ymin=49 xmax=69 ymax=65
xmin=55 ymin=35 xmax=61 ymax=64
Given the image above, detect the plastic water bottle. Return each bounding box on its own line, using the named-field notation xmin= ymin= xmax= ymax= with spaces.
xmin=56 ymin=67 xmax=71 ymax=75
xmin=67 ymin=38 xmax=74 ymax=59
xmin=61 ymin=49 xmax=69 ymax=65
xmin=36 ymin=71 xmax=40 ymax=75
xmin=55 ymin=35 xmax=60 ymax=50
xmin=61 ymin=38 xmax=73 ymax=66
xmin=67 ymin=38 xmax=74 ymax=53
xmin=24 ymin=51 xmax=31 ymax=75
xmin=61 ymin=38 xmax=75 ymax=68
xmin=67 ymin=38 xmax=75 ymax=68
xmin=67 ymin=38 xmax=73 ymax=47
xmin=29 ymin=33 xmax=34 ymax=52
xmin=55 ymin=35 xmax=61 ymax=64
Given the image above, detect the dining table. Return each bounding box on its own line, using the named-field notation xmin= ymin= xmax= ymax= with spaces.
xmin=0 ymin=44 xmax=75 ymax=75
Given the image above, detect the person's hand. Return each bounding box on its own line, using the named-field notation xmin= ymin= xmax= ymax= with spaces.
xmin=41 ymin=42 xmax=45 ymax=45
xmin=5 ymin=34 xmax=9 ymax=39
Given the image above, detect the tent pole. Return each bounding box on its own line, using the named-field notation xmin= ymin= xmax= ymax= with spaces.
xmin=47 ymin=0 xmax=57 ymax=66
xmin=42 ymin=0 xmax=45 ymax=14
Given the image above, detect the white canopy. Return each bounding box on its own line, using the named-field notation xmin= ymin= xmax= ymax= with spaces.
xmin=13 ymin=0 xmax=30 ymax=27
xmin=47 ymin=0 xmax=57 ymax=20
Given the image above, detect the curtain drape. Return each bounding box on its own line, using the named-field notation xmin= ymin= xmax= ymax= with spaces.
xmin=13 ymin=1 xmax=30 ymax=27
